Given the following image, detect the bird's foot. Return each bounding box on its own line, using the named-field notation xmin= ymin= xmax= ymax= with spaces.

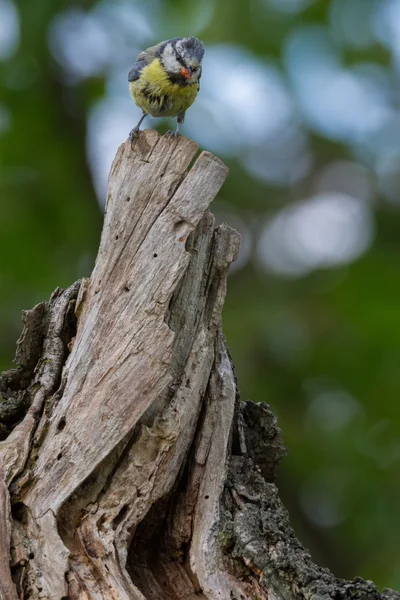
xmin=129 ymin=127 xmax=140 ymax=146
xmin=165 ymin=130 xmax=180 ymax=138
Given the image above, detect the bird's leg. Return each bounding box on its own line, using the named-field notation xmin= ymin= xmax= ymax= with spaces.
xmin=166 ymin=112 xmax=185 ymax=137
xmin=175 ymin=112 xmax=185 ymax=136
xmin=129 ymin=112 xmax=147 ymax=145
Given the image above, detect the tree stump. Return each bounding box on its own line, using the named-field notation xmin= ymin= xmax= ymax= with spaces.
xmin=0 ymin=130 xmax=399 ymax=600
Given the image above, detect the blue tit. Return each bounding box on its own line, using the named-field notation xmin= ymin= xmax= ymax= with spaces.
xmin=128 ymin=37 xmax=204 ymax=142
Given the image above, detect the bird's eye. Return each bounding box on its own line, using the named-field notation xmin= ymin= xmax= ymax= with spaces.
xmin=176 ymin=52 xmax=183 ymax=62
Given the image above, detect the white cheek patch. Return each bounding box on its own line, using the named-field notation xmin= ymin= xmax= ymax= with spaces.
xmin=162 ymin=44 xmax=181 ymax=73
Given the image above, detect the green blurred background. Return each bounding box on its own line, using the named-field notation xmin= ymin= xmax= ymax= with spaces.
xmin=1 ymin=0 xmax=399 ymax=589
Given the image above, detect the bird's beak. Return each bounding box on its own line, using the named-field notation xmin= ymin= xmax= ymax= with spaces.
xmin=180 ymin=66 xmax=192 ymax=79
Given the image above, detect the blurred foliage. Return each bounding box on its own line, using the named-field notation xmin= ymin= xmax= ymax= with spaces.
xmin=1 ymin=0 xmax=400 ymax=590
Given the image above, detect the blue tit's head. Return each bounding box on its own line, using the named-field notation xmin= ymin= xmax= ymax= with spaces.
xmin=158 ymin=37 xmax=204 ymax=85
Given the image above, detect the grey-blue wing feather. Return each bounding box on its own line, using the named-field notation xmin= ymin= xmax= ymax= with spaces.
xmin=128 ymin=42 xmax=164 ymax=82
xmin=128 ymin=58 xmax=147 ymax=82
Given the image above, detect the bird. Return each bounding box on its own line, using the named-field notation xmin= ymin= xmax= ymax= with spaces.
xmin=128 ymin=37 xmax=204 ymax=143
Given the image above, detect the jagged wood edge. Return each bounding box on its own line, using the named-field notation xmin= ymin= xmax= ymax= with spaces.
xmin=0 ymin=282 xmax=81 ymax=599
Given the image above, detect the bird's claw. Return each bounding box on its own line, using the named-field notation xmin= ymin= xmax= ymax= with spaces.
xmin=129 ymin=128 xmax=140 ymax=147
xmin=165 ymin=130 xmax=180 ymax=138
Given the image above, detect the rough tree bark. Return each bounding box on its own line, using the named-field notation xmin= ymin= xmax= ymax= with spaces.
xmin=0 ymin=130 xmax=398 ymax=600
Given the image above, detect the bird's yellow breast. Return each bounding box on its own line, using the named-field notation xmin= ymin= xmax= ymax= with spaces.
xmin=129 ymin=58 xmax=199 ymax=118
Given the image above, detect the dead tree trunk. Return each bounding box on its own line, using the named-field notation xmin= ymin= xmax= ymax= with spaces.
xmin=0 ymin=130 xmax=399 ymax=600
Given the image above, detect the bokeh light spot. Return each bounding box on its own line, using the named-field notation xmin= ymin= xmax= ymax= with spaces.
xmin=257 ymin=192 xmax=374 ymax=278
xmin=265 ymin=0 xmax=315 ymax=15
xmin=301 ymin=470 xmax=349 ymax=527
xmin=305 ymin=390 xmax=362 ymax=432
xmin=284 ymin=27 xmax=392 ymax=142
xmin=0 ymin=0 xmax=19 ymax=60
xmin=0 ymin=104 xmax=11 ymax=134
xmin=48 ymin=8 xmax=114 ymax=79
xmin=313 ymin=161 xmax=374 ymax=204
xmin=329 ymin=0 xmax=376 ymax=49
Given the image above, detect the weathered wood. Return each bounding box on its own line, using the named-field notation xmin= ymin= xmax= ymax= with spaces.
xmin=0 ymin=466 xmax=18 ymax=600
xmin=0 ymin=130 xmax=399 ymax=600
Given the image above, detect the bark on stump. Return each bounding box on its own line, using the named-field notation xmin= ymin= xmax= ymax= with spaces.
xmin=0 ymin=130 xmax=399 ymax=600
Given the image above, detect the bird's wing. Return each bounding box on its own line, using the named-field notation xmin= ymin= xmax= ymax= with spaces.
xmin=128 ymin=41 xmax=166 ymax=82
xmin=128 ymin=58 xmax=147 ymax=82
